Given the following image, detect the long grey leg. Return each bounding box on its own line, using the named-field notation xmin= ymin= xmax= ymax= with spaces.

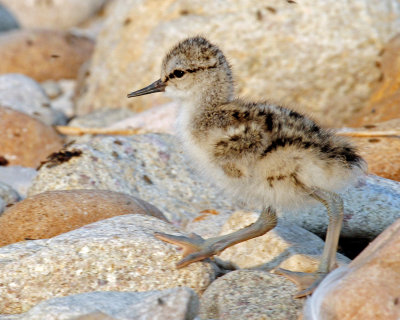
xmin=311 ymin=189 xmax=344 ymax=273
xmin=274 ymin=188 xmax=344 ymax=298
xmin=155 ymin=206 xmax=278 ymax=268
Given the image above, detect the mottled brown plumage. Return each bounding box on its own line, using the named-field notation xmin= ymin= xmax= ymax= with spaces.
xmin=127 ymin=36 xmax=366 ymax=298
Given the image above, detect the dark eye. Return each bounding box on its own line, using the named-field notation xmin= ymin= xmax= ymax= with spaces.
xmin=173 ymin=70 xmax=185 ymax=78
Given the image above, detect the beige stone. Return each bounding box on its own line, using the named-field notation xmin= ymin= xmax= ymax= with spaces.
xmin=0 ymin=189 xmax=167 ymax=247
xmin=76 ymin=0 xmax=400 ymax=126
xmin=0 ymin=214 xmax=215 ymax=314
xmin=0 ymin=107 xmax=63 ymax=168
xmin=0 ymin=29 xmax=94 ymax=81
xmin=305 ymin=218 xmax=400 ymax=320
xmin=217 ymin=211 xmax=349 ymax=272
xmin=200 ymin=270 xmax=303 ymax=320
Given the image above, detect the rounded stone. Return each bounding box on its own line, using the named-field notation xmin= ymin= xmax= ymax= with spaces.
xmin=305 ymin=218 xmax=400 ymax=320
xmin=0 ymin=29 xmax=94 ymax=81
xmin=0 ymin=189 xmax=167 ymax=247
xmin=0 ymin=74 xmax=66 ymax=126
xmin=0 ymin=107 xmax=63 ymax=168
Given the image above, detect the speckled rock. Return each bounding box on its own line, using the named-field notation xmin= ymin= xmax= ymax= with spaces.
xmin=0 ymin=166 xmax=37 ymax=198
xmin=0 ymin=182 xmax=19 ymax=214
xmin=0 ymin=107 xmax=63 ymax=168
xmin=69 ymin=108 xmax=137 ymax=128
xmin=0 ymin=189 xmax=167 ymax=247
xmin=0 ymin=214 xmax=215 ymax=314
xmin=28 ymin=134 xmax=238 ymax=225
xmin=76 ymin=0 xmax=400 ymax=126
xmin=0 ymin=4 xmax=19 ymax=32
xmin=350 ymin=119 xmax=400 ymax=181
xmin=0 ymin=30 xmax=94 ymax=81
xmin=352 ymin=34 xmax=400 ymax=127
xmin=1 ymin=0 xmax=106 ymax=30
xmin=283 ymin=175 xmax=400 ymax=240
xmin=0 ymin=74 xmax=66 ymax=126
xmin=3 ymin=288 xmax=198 ymax=320
xmin=305 ymin=218 xmax=400 ymax=320
xmin=200 ymin=270 xmax=303 ymax=320
xmin=217 ymin=211 xmax=349 ymax=271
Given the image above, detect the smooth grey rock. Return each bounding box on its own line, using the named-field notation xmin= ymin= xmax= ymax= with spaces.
xmin=200 ymin=270 xmax=303 ymax=320
xmin=28 ymin=134 xmax=238 ymax=224
xmin=40 ymin=81 xmax=63 ymax=100
xmin=0 ymin=74 xmax=66 ymax=125
xmin=283 ymin=175 xmax=400 ymax=240
xmin=3 ymin=287 xmax=198 ymax=320
xmin=50 ymin=80 xmax=76 ymax=118
xmin=0 ymin=214 xmax=215 ymax=314
xmin=0 ymin=0 xmax=107 ymax=30
xmin=0 ymin=166 xmax=37 ymax=198
xmin=0 ymin=182 xmax=19 ymax=214
xmin=0 ymin=4 xmax=19 ymax=32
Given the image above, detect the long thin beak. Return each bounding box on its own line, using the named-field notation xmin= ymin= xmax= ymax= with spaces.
xmin=127 ymin=79 xmax=166 ymax=98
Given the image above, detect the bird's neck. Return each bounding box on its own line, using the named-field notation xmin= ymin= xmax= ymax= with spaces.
xmin=183 ymin=76 xmax=235 ymax=113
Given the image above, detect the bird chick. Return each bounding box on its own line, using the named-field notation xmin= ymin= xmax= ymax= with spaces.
xmin=127 ymin=36 xmax=366 ymax=298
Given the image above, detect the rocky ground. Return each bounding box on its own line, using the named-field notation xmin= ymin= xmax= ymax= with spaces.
xmin=0 ymin=1 xmax=399 ymax=319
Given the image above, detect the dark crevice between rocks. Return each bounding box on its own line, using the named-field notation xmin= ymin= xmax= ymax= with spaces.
xmin=338 ymin=237 xmax=371 ymax=260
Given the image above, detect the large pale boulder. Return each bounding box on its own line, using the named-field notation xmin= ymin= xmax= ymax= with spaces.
xmin=76 ymin=0 xmax=400 ymax=126
xmin=0 ymin=214 xmax=215 ymax=314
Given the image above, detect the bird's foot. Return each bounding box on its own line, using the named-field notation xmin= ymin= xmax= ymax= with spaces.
xmin=273 ymin=268 xmax=328 ymax=298
xmin=154 ymin=232 xmax=226 ymax=268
